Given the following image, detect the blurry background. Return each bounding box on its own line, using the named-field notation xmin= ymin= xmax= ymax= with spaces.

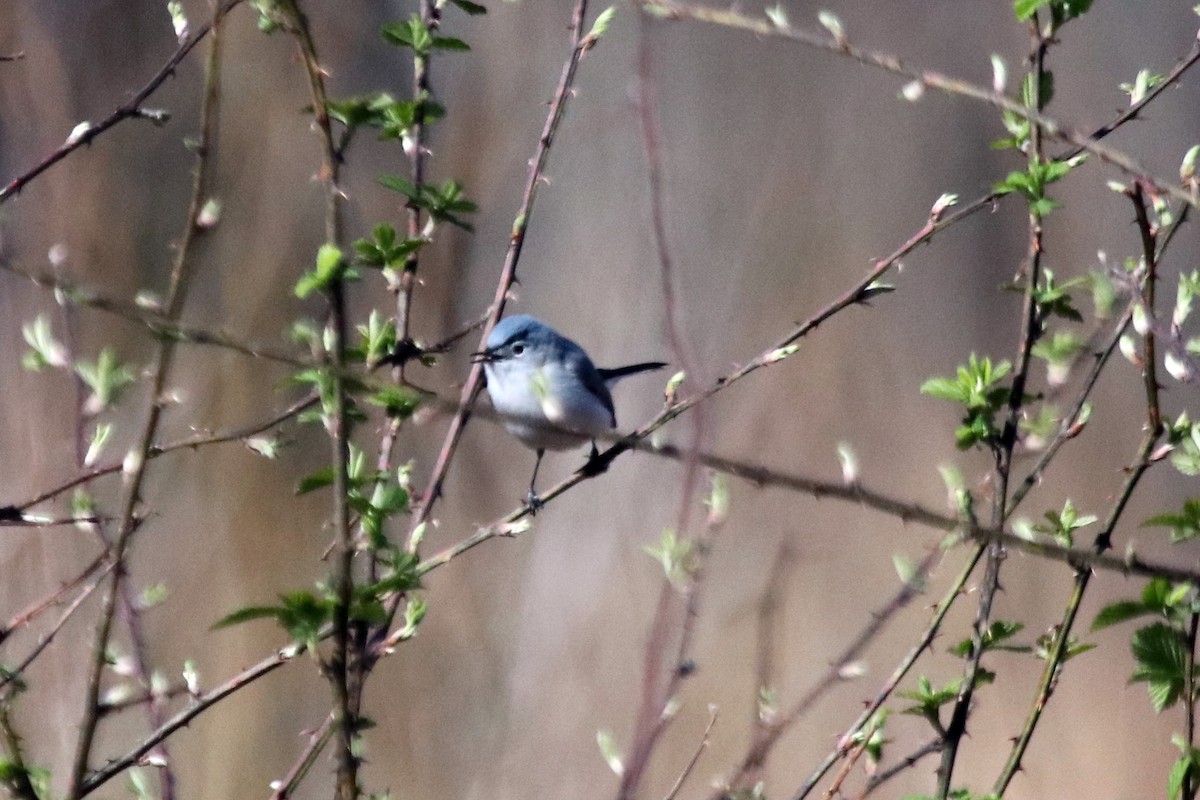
xmin=1 ymin=0 xmax=1199 ymax=797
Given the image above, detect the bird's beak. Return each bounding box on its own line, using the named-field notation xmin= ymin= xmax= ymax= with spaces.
xmin=471 ymin=348 xmax=498 ymax=364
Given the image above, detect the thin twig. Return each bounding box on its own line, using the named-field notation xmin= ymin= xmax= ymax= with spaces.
xmin=663 ymin=707 xmax=718 ymax=800
xmin=278 ymin=2 xmax=355 ymax=797
xmin=10 ymin=395 xmax=315 ymax=512
xmin=269 ymin=714 xmax=335 ymax=800
xmin=80 ymin=645 xmax=301 ymax=795
xmin=1185 ymin=611 xmax=1200 ymax=800
xmin=636 ymin=0 xmax=1200 ymax=209
xmin=0 ymin=560 xmax=115 ymax=695
xmin=0 ymin=0 xmax=244 ymax=203
xmin=618 ymin=480 xmax=726 ymax=799
xmin=857 ymin=739 xmax=943 ymax=799
xmin=721 ymin=547 xmax=938 ymax=795
xmin=820 ymin=712 xmax=884 ymax=800
xmin=747 ymin=540 xmax=798 ymax=785
xmin=1130 ymin=182 xmax=1165 ymax=433
xmin=991 ymin=179 xmax=1171 ymax=796
xmin=0 ymin=554 xmax=107 ymax=641
xmin=992 ymin=430 xmax=1160 ymax=795
xmin=938 ymin=21 xmax=1049 ymax=796
xmin=789 ymin=544 xmax=987 ymax=800
xmin=66 ymin=4 xmax=228 ymax=792
xmin=0 ymin=706 xmax=40 ymax=800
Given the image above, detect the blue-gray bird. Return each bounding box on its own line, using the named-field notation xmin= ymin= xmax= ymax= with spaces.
xmin=472 ymin=315 xmax=666 ymax=510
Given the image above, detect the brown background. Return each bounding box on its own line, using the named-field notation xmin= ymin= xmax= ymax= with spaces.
xmin=1 ymin=0 xmax=1199 ymax=797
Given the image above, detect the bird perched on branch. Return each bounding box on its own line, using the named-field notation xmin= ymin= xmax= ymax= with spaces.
xmin=473 ymin=314 xmax=666 ymax=511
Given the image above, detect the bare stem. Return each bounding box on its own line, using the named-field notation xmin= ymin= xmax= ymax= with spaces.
xmin=278 ymin=2 xmax=355 ymax=797
xmin=66 ymin=5 xmax=227 ymax=792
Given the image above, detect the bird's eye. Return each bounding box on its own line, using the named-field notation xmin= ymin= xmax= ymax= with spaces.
xmin=511 ymin=343 xmax=525 ymax=356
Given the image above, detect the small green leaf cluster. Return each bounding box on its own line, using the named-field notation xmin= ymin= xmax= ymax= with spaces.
xmin=994 ymin=72 xmax=1053 ymax=151
xmin=1014 ymin=498 xmax=1098 ymax=547
xmin=382 ymin=15 xmax=471 ymax=56
xmin=379 ymin=177 xmax=477 ymax=231
xmin=1120 ymin=69 xmax=1165 ymax=106
xmin=20 ymin=314 xmax=67 ymax=371
xmin=1093 ymin=579 xmax=1199 ymax=712
xmin=80 ymin=349 xmax=139 ymax=415
xmin=1012 ymin=0 xmax=1093 ymax=25
xmin=1170 ymin=736 xmax=1200 ymax=800
xmin=250 ymin=0 xmax=290 ymax=34
xmin=920 ymin=354 xmax=1012 ymax=450
xmin=296 ymin=446 xmax=413 ymax=550
xmin=948 ymin=620 xmax=1030 ymax=659
xmin=353 ymin=224 xmax=425 ymax=273
xmin=845 ymin=710 xmax=889 ymax=772
xmin=1162 ymin=414 xmax=1200 ymax=476
xmin=644 ymin=528 xmax=695 ymax=588
xmin=898 ymin=672 xmax=994 ymax=732
xmin=994 ymin=157 xmax=1082 ymax=218
xmin=1145 ymin=498 xmax=1200 ymax=544
xmin=295 ymin=243 xmax=353 ymax=299
xmin=328 ymin=92 xmax=446 ymax=145
xmin=214 ymin=552 xmax=422 ymax=649
xmin=0 ymin=755 xmax=50 ymax=800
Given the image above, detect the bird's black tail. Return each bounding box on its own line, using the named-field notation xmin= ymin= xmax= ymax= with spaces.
xmin=597 ymin=361 xmax=668 ymax=384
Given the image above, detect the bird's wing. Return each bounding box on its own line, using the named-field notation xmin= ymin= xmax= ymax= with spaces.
xmin=568 ymin=353 xmax=616 ymax=426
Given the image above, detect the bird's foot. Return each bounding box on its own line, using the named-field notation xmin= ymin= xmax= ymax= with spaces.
xmin=525 ymin=490 xmax=545 ymax=515
xmin=581 ymin=447 xmax=609 ymax=478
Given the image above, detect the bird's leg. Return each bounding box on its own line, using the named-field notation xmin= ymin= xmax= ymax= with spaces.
xmin=526 ymin=449 xmax=545 ymax=514
xmin=581 ymin=440 xmax=608 ymax=477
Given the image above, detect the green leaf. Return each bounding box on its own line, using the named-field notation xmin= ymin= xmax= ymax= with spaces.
xmin=76 ymin=349 xmax=137 ymax=412
xmin=212 ymin=605 xmax=287 ymax=629
xmin=644 ymin=528 xmax=694 ymax=588
xmin=295 ymin=243 xmax=348 ymax=298
xmin=1014 ymin=0 xmax=1052 ymax=20
xmin=430 ymin=35 xmax=471 ymax=51
xmin=368 ymin=386 xmax=422 ymax=419
xmin=1145 ymin=499 xmax=1200 ymax=542
xmin=296 ymin=467 xmax=335 ymax=495
xmin=1092 ymin=600 xmax=1156 ymax=631
xmin=919 ymin=377 xmax=963 ymax=402
xmin=449 ymin=0 xmax=488 ymax=13
xmin=949 ymin=620 xmax=1029 ymax=658
xmin=597 ymin=730 xmax=624 ymax=776
xmin=1170 ymin=737 xmax=1200 ymax=800
xmin=1130 ymin=623 xmax=1190 ymax=712
xmin=21 ymin=314 xmax=67 ymax=371
xmin=382 ymin=15 xmax=433 ymax=55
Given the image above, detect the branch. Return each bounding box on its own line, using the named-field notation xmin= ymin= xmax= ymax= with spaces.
xmin=0 ymin=0 xmax=244 ymax=203
xmin=66 ymin=4 xmax=228 ymax=791
xmin=720 ymin=548 xmax=938 ymax=794
xmin=79 ymin=645 xmax=301 ymax=795
xmin=789 ymin=544 xmax=988 ymax=800
xmin=857 ymin=739 xmax=943 ymax=799
xmin=269 ymin=714 xmax=335 ymax=800
xmin=0 ymin=560 xmax=115 ymax=696
xmin=0 ymin=706 xmax=39 ymax=800
xmin=637 ymin=0 xmax=1200 ymax=209
xmin=13 ymin=394 xmax=317 ymax=512
xmin=662 ymin=707 xmax=718 ymax=800
xmin=277 ymin=2 xmax=355 ymax=797
xmin=992 ymin=429 xmax=1161 ymax=795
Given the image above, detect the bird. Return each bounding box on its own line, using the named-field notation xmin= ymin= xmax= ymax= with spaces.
xmin=473 ymin=315 xmax=666 ymax=511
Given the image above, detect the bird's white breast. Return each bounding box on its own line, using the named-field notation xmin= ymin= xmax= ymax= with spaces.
xmin=484 ymin=360 xmax=614 ymax=451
